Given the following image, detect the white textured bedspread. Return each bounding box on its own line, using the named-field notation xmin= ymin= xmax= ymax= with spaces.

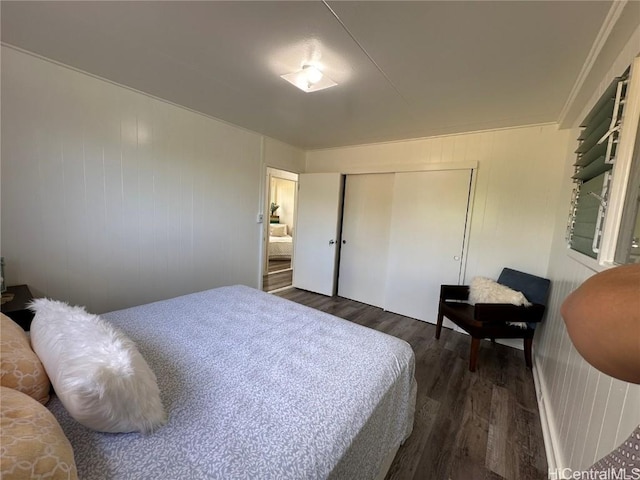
xmin=47 ymin=285 xmax=416 ymax=479
xmin=268 ymin=235 xmax=293 ymax=258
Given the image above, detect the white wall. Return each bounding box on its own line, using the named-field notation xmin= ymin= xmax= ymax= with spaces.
xmin=534 ymin=30 xmax=640 ymax=473
xmin=270 ymin=177 xmax=296 ymax=234
xmin=0 ymin=46 xmax=303 ymax=313
xmin=263 ymin=138 xmax=305 ymax=174
xmin=306 ymin=124 xmax=573 ymax=284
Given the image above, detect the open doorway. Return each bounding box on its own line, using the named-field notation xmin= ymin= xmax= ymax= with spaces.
xmin=263 ymin=168 xmax=298 ymax=292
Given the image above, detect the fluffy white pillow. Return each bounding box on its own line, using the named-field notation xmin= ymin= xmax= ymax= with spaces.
xmin=468 ymin=277 xmax=532 ymax=307
xmin=29 ymin=299 xmax=166 ymax=433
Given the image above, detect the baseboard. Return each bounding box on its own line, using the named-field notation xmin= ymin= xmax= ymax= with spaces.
xmin=533 ymin=357 xmax=564 ymax=478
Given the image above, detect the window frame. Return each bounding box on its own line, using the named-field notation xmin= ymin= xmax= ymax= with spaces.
xmin=599 ymin=56 xmax=640 ymax=266
xmin=568 ymin=56 xmax=640 ymax=268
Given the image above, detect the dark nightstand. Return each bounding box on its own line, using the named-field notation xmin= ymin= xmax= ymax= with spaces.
xmin=1 ymin=285 xmax=34 ymax=331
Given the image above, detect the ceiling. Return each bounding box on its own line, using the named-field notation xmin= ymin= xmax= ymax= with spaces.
xmin=0 ymin=1 xmax=634 ymax=150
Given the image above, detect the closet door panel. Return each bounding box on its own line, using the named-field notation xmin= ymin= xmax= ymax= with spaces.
xmin=384 ymin=169 xmax=471 ymax=323
xmin=338 ymin=173 xmax=394 ymax=308
xmin=293 ymin=173 xmax=343 ymax=296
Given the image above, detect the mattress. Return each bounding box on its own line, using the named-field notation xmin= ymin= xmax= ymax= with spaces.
xmin=269 ymin=235 xmax=293 ymax=258
xmin=47 ymin=285 xmax=416 ymax=480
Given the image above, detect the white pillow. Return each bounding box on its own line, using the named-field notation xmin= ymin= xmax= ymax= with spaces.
xmin=468 ymin=277 xmax=532 ymax=307
xmin=269 ymin=223 xmax=287 ymax=236
xmin=29 ymin=299 xmax=166 ymax=433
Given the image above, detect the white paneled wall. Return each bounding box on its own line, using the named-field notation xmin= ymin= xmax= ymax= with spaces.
xmin=534 ymin=32 xmax=640 ymax=472
xmin=263 ymin=137 xmax=305 ymax=174
xmin=536 ymin=167 xmax=640 ymax=471
xmin=0 ymin=47 xmax=304 ymax=313
xmin=306 ymin=124 xmax=573 ymax=284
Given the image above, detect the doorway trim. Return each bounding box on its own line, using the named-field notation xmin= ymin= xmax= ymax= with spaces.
xmin=262 ymin=167 xmax=299 ymax=292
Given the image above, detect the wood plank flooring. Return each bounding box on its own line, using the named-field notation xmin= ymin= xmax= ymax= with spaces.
xmin=262 ymin=269 xmax=293 ymax=292
xmin=275 ymin=288 xmax=547 ymax=480
xmin=263 ymin=259 xmax=293 ymax=292
xmin=267 ymin=258 xmax=291 ymax=273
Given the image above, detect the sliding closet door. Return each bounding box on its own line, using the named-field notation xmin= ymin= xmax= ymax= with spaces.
xmin=338 ymin=173 xmax=394 ymax=308
xmin=384 ymin=169 xmax=471 ymax=324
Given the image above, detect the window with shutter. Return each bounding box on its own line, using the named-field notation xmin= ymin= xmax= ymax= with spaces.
xmin=567 ymin=69 xmax=630 ymax=259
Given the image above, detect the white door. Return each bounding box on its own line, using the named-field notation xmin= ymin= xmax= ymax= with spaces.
xmin=293 ymin=173 xmax=343 ymax=296
xmin=384 ymin=169 xmax=471 ymax=324
xmin=338 ymin=174 xmax=394 ymax=308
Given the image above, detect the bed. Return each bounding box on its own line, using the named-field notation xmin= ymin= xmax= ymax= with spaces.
xmin=47 ymin=285 xmax=416 ymax=479
xmin=268 ymin=223 xmax=293 ymax=259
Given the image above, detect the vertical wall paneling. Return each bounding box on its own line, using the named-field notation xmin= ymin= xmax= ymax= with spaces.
xmin=263 ymin=137 xmax=305 ymax=174
xmin=306 ymin=124 xmax=571 ymax=285
xmin=534 ymin=29 xmax=640 ymax=474
xmin=1 ymin=46 xmax=270 ymax=313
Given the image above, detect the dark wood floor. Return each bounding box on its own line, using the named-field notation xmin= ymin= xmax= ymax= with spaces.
xmin=275 ymin=288 xmax=547 ymax=480
xmin=267 ymin=258 xmax=291 ymax=273
xmin=262 ymin=270 xmax=292 ymax=292
xmin=263 ymin=259 xmax=293 ymax=292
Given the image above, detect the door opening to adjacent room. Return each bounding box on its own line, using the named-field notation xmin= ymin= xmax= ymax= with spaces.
xmin=263 ymin=168 xmax=298 ymax=292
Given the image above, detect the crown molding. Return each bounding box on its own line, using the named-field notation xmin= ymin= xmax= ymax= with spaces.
xmin=557 ymin=0 xmax=628 ymax=127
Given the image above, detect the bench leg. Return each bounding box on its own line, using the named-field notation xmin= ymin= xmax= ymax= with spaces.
xmin=436 ymin=307 xmax=444 ymax=339
xmin=469 ymin=337 xmax=480 ymax=372
xmin=524 ymin=337 xmax=533 ymax=368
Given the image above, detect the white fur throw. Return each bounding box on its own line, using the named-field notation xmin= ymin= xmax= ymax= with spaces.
xmin=468 ymin=277 xmax=532 ymax=307
xmin=29 ymin=299 xmax=166 ymax=433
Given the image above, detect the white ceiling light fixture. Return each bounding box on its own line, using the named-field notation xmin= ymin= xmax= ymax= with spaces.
xmin=281 ymin=64 xmax=338 ymax=93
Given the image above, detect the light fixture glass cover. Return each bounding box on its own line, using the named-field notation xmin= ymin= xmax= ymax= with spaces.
xmin=280 ymin=64 xmax=337 ymax=93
